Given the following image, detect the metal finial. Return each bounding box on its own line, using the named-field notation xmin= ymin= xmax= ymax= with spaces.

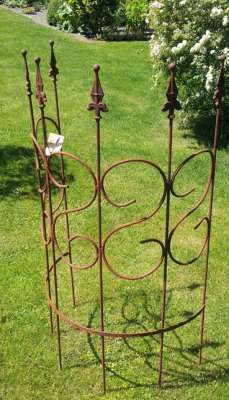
xmin=213 ymin=54 xmax=225 ymax=108
xmin=168 ymin=62 xmax=176 ymax=72
xmin=21 ymin=49 xmax=33 ymax=97
xmin=35 ymin=57 xmax=47 ymax=107
xmin=49 ymin=40 xmax=59 ymax=81
xmin=162 ymin=62 xmax=181 ymax=115
xmin=88 ymin=64 xmax=108 ymax=116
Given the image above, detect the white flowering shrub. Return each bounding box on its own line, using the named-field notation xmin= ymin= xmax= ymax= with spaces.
xmin=149 ymin=0 xmax=229 ymax=142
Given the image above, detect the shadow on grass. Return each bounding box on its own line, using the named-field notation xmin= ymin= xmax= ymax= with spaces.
xmin=182 ymin=110 xmax=229 ymax=149
xmin=0 ymin=145 xmax=37 ymax=199
xmin=78 ymin=286 xmax=229 ymax=393
xmin=0 ymin=145 xmax=74 ymax=200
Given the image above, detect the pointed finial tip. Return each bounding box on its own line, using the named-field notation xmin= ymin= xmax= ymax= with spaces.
xmin=21 ymin=49 xmax=27 ymax=57
xmin=168 ymin=62 xmax=176 ymax=72
xmin=49 ymin=40 xmax=54 ymax=46
xmin=35 ymin=57 xmax=41 ymax=65
xmin=93 ymin=64 xmax=100 ymax=72
xmin=218 ymin=54 xmax=226 ymax=63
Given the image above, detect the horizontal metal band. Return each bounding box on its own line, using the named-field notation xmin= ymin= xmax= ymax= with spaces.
xmin=46 ymin=279 xmax=204 ymax=339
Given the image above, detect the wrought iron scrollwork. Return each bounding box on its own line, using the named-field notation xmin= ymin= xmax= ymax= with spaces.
xmin=22 ymin=43 xmax=225 ymax=394
xmin=168 ymin=149 xmax=213 ymax=266
xmin=101 ymin=159 xmax=167 ymax=280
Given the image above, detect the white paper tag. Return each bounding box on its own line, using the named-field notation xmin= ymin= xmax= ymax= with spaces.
xmin=45 ymin=133 xmax=64 ymax=156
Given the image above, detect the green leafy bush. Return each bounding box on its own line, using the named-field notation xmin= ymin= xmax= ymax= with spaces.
xmin=4 ymin=0 xmax=45 ymax=7
xmin=4 ymin=0 xmax=28 ymax=7
xmin=55 ymin=1 xmax=78 ymax=32
xmin=47 ymin=0 xmax=62 ymax=25
xmin=45 ymin=0 xmax=150 ymax=37
xmin=125 ymin=0 xmax=149 ymax=33
xmin=66 ymin=0 xmax=120 ymax=35
xmin=149 ymin=0 xmax=229 ymax=141
xmin=32 ymin=2 xmax=42 ymax=11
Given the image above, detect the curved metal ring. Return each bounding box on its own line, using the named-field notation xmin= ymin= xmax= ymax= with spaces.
xmin=53 ymin=211 xmax=99 ymax=270
xmin=33 ymin=116 xmax=61 ymax=193
xmin=101 ymin=159 xmax=167 ymax=280
xmin=31 ymin=134 xmax=47 ymax=194
xmin=35 ymin=116 xmax=60 ymax=134
xmin=68 ymin=235 xmax=99 ymax=270
xmin=101 ymin=158 xmax=166 ymax=208
xmin=168 ymin=150 xmax=214 ymax=266
xmin=46 ymin=275 xmax=205 ymax=338
xmin=47 ymin=151 xmax=98 ymax=199
xmin=103 ymin=237 xmax=165 ymax=280
xmin=171 ymin=149 xmax=214 ymax=199
xmin=40 ymin=210 xmax=51 ymax=246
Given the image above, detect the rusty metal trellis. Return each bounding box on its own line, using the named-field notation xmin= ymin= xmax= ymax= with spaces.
xmin=22 ymin=43 xmax=225 ymax=393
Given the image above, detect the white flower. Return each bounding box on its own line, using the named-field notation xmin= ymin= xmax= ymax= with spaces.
xmin=210 ymin=49 xmax=216 ymax=55
xmin=60 ymin=2 xmax=72 ymax=14
xmin=210 ymin=7 xmax=223 ymax=17
xmin=222 ymin=16 xmax=228 ymax=26
xmin=150 ymin=41 xmax=162 ymax=57
xmin=190 ymin=42 xmax=200 ymax=53
xmin=223 ymin=47 xmax=229 ymax=65
xmin=190 ymin=30 xmax=211 ymax=53
xmin=180 ymin=0 xmax=187 ymax=5
xmin=66 ymin=4 xmax=72 ymax=13
xmin=205 ymin=66 xmax=213 ymax=91
xmin=150 ymin=1 xmax=163 ymax=9
xmin=171 ymin=39 xmax=187 ymax=54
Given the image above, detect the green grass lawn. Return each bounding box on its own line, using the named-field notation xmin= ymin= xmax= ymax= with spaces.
xmin=0 ymin=7 xmax=229 ymax=400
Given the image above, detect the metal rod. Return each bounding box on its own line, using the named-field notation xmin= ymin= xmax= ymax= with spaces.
xmin=158 ymin=63 xmax=181 ymax=386
xmin=21 ymin=50 xmax=53 ymax=333
xmin=35 ymin=57 xmax=62 ymax=369
xmin=199 ymin=55 xmax=225 ymax=364
xmin=49 ymin=40 xmax=76 ymax=307
xmin=88 ymin=64 xmax=108 ymax=393
xmin=158 ymin=117 xmax=172 ymax=386
xmin=96 ymin=116 xmax=106 ymax=394
xmin=49 ymin=41 xmax=61 ymax=129
xmin=42 ymin=105 xmax=62 ymax=370
xmin=60 ymin=156 xmax=76 ymax=307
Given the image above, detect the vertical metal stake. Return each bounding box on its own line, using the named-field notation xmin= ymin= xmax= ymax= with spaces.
xmin=158 ymin=62 xmax=181 ymax=386
xmin=88 ymin=64 xmax=108 ymax=393
xmin=199 ymin=55 xmax=225 ymax=364
xmin=49 ymin=40 xmax=76 ymax=308
xmin=22 ymin=50 xmax=54 ymax=333
xmin=35 ymin=56 xmax=62 ymax=369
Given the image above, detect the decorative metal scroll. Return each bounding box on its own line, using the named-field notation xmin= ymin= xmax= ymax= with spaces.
xmin=22 ymin=44 xmax=225 ymax=393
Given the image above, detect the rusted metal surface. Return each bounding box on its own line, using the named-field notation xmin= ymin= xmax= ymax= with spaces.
xmin=22 ymin=43 xmax=225 ymax=393
xmin=199 ymin=54 xmax=226 ymax=365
